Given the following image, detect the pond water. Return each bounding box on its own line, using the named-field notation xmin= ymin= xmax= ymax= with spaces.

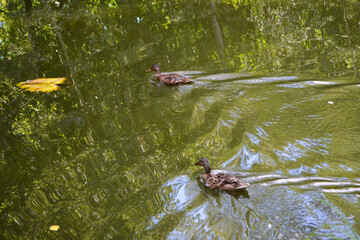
xmin=1 ymin=0 xmax=360 ymax=239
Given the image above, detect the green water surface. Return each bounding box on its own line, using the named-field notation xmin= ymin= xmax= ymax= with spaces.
xmin=1 ymin=0 xmax=360 ymax=239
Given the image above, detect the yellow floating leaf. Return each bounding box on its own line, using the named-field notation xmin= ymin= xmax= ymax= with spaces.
xmin=18 ymin=77 xmax=67 ymax=86
xmin=18 ymin=77 xmax=67 ymax=92
xmin=49 ymin=225 xmax=60 ymax=231
xmin=19 ymin=83 xmax=60 ymax=92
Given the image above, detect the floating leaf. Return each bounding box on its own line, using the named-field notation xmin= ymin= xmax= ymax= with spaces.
xmin=49 ymin=225 xmax=60 ymax=231
xmin=19 ymin=83 xmax=61 ymax=92
xmin=18 ymin=77 xmax=67 ymax=92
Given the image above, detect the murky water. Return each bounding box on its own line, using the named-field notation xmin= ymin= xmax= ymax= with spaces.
xmin=1 ymin=0 xmax=360 ymax=239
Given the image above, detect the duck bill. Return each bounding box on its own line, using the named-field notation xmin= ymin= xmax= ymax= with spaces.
xmin=146 ymin=68 xmax=152 ymax=72
xmin=194 ymin=162 xmax=200 ymax=166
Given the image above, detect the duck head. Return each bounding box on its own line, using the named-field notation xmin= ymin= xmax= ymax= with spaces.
xmin=195 ymin=158 xmax=211 ymax=174
xmin=146 ymin=64 xmax=161 ymax=73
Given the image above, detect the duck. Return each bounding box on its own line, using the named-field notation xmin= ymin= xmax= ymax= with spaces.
xmin=146 ymin=64 xmax=194 ymax=85
xmin=195 ymin=158 xmax=249 ymax=191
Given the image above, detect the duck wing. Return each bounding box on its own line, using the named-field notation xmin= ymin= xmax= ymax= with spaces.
xmin=215 ymin=172 xmax=249 ymax=191
xmin=158 ymin=73 xmax=193 ymax=85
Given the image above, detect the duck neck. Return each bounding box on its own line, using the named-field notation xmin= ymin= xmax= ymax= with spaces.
xmin=154 ymin=68 xmax=161 ymax=75
xmin=204 ymin=165 xmax=211 ymax=175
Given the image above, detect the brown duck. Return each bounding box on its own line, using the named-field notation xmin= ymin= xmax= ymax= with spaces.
xmin=195 ymin=158 xmax=249 ymax=191
xmin=146 ymin=64 xmax=194 ymax=85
